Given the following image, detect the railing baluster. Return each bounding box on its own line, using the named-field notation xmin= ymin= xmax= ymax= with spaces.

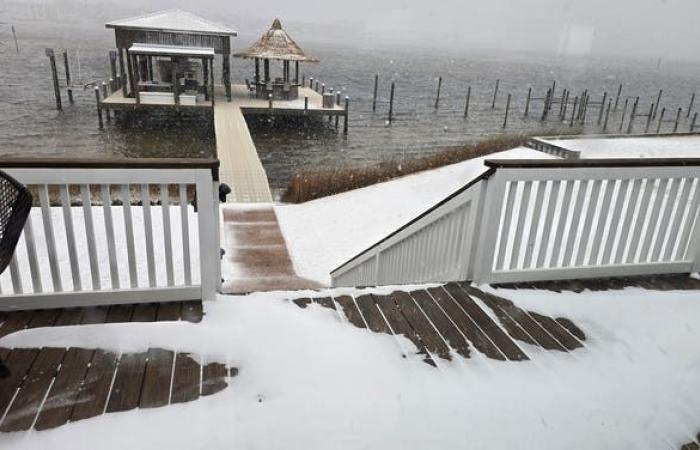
xmin=662 ymin=178 xmax=693 ymax=261
xmin=101 ymin=184 xmax=120 ymax=289
xmin=60 ymin=184 xmax=81 ymax=291
xmin=179 ymin=184 xmax=192 ymax=286
xmin=651 ymin=178 xmax=681 ymax=262
xmin=161 ymin=184 xmax=174 ymax=286
xmin=39 ymin=184 xmax=62 ymax=292
xmin=562 ymin=180 xmax=589 ymax=267
xmin=536 ymin=180 xmax=560 ymax=269
xmin=509 ymin=181 xmax=532 ymax=270
xmin=23 ymin=212 xmax=42 ymax=293
xmin=81 ymin=184 xmax=101 ymax=290
xmin=615 ymin=179 xmax=643 ymax=264
xmin=524 ymin=180 xmax=546 ymax=269
xmin=141 ymin=184 xmax=156 ymax=287
xmin=588 ymin=180 xmax=615 ymax=266
xmin=575 ymin=179 xmax=602 ymax=267
xmin=495 ymin=181 xmax=517 ymax=271
xmin=601 ymin=179 xmax=630 ymax=265
xmin=626 ymin=179 xmax=655 ymax=264
xmin=549 ymin=180 xmax=574 ymax=268
xmin=121 ymin=184 xmax=138 ymax=288
xmin=638 ymin=178 xmax=669 ymax=263
xmin=9 ymin=254 xmax=22 ymax=294
xmin=675 ymin=178 xmax=700 ymax=260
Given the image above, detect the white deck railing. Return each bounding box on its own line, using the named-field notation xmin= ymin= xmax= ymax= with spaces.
xmin=0 ymin=158 xmax=221 ymax=311
xmin=331 ymin=159 xmax=700 ymax=287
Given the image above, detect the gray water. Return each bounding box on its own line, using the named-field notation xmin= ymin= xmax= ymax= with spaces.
xmin=2 ymin=19 xmax=700 ymax=191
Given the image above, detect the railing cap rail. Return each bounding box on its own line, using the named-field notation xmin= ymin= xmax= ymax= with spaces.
xmin=485 ymin=158 xmax=700 ymax=169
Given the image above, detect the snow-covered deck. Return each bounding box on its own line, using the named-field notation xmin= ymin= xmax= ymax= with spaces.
xmin=0 ymin=276 xmax=699 ymax=449
xmin=536 ymin=134 xmax=700 ymax=159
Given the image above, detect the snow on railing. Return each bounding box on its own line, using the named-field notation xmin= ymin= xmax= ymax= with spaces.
xmin=331 ymin=158 xmax=700 ymax=287
xmin=0 ymin=158 xmax=221 ymax=311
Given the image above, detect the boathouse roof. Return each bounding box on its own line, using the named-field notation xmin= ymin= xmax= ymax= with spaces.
xmin=234 ymin=18 xmax=318 ymax=62
xmin=129 ymin=43 xmax=215 ymax=58
xmin=106 ymin=9 xmax=237 ymax=37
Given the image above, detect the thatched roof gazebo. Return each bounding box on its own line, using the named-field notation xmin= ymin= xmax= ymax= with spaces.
xmin=234 ymin=19 xmax=318 ymax=100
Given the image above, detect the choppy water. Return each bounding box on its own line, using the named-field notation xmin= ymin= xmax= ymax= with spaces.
xmin=2 ymin=20 xmax=700 ymax=193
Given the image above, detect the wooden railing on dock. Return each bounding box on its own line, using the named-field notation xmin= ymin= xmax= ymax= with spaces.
xmin=332 ymin=159 xmax=700 ymax=287
xmin=0 ymin=158 xmax=221 ymax=311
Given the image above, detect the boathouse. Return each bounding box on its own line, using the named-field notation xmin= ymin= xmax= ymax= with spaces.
xmin=105 ymin=9 xmax=237 ymax=105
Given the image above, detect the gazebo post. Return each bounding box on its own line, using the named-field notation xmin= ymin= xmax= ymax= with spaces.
xmin=118 ymin=48 xmax=127 ymax=97
xmin=223 ymin=54 xmax=231 ymax=101
xmin=255 ymin=58 xmax=260 ymax=84
xmin=147 ymin=56 xmax=153 ymax=80
xmin=126 ymin=49 xmax=136 ymax=96
xmin=203 ymin=56 xmax=209 ymax=101
xmin=171 ymin=63 xmax=179 ymax=105
xmin=295 ymin=61 xmax=299 ymax=84
xmin=264 ymin=59 xmax=270 ymax=83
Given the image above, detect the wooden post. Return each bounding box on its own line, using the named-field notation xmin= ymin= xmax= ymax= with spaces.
xmin=541 ymin=88 xmax=551 ymax=121
xmin=524 ymin=87 xmax=531 ymax=117
xmin=627 ymin=97 xmax=639 ymax=133
xmin=11 ymin=25 xmax=19 ymax=54
xmin=46 ymin=48 xmax=62 ymax=110
xmin=304 ymin=96 xmax=308 ymax=112
xmin=343 ymin=96 xmax=349 ymax=134
xmin=255 ymin=58 xmax=260 ymax=84
xmin=126 ymin=50 xmax=135 ymax=96
xmin=570 ymin=96 xmax=578 ymax=127
xmin=62 ymin=50 xmax=73 ymax=105
xmin=109 ymin=51 xmax=117 ymax=84
xmin=322 ymin=83 xmax=325 ymax=95
xmin=562 ymin=90 xmax=570 ymax=119
xmin=687 ymin=93 xmax=695 ymax=118
xmin=264 ymin=59 xmax=270 ymax=82
xmin=335 ymin=92 xmax=341 ymax=128
xmin=434 ymin=76 xmax=442 ymax=109
xmin=295 ymin=61 xmax=299 ymax=83
xmin=116 ymin=74 xmax=121 ymax=91
xmin=102 ymin=82 xmax=110 ymax=122
xmin=372 ymin=74 xmax=379 ymax=112
xmin=147 ymin=56 xmax=153 ymax=80
xmin=309 ymin=77 xmax=313 ymax=88
xmin=210 ymin=59 xmax=215 ymax=106
xmin=619 ymin=98 xmax=629 ymax=131
xmin=691 ymin=113 xmax=697 ymax=132
xmin=673 ymin=108 xmax=682 ymax=133
xmin=603 ymin=99 xmax=611 ymax=130
xmin=171 ymin=64 xmax=178 ymax=105
xmin=653 ymin=89 xmax=663 ymax=119
xmin=94 ymin=87 xmax=103 ymax=129
xmin=202 ymin=57 xmax=209 ymax=101
xmin=388 ymin=81 xmax=395 ymax=123
xmin=502 ymin=93 xmax=511 ymax=129
xmin=491 ymin=79 xmax=499 ymax=109
xmin=118 ymin=48 xmax=127 ymax=97
xmin=656 ymin=108 xmax=666 ymax=133
xmin=597 ymin=92 xmax=607 ymax=124
xmin=223 ymin=54 xmax=231 ymax=101
xmin=559 ymin=89 xmax=567 ymax=119
xmin=268 ymin=93 xmax=273 ymax=109
xmin=645 ymin=103 xmax=654 ymax=133
xmin=464 ymin=86 xmax=471 ymax=118
xmin=614 ymin=83 xmax=622 ymax=110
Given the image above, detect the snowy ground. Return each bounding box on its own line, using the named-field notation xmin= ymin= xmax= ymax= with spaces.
xmin=541 ymin=135 xmax=700 ymax=159
xmin=0 ymin=285 xmax=699 ymax=449
xmin=275 ymin=147 xmax=554 ymax=285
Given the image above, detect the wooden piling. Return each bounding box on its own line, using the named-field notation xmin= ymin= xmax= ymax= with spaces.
xmin=335 ymin=92 xmax=340 ymax=128
xmin=491 ymin=79 xmax=499 ymax=109
xmin=614 ymin=83 xmax=622 ymax=110
xmin=304 ymin=96 xmax=308 ymax=112
xmin=434 ymin=76 xmax=442 ymax=109
xmin=570 ymin=96 xmax=578 ymax=127
xmin=309 ymin=77 xmax=313 ymax=88
xmin=627 ymin=97 xmax=639 ymax=133
xmin=619 ymin=98 xmax=628 ymax=131
xmin=464 ymin=86 xmax=471 ymax=118
xmin=656 ymin=108 xmax=665 ymax=134
xmin=11 ymin=25 xmax=19 ymax=54
xmin=603 ymin=99 xmax=612 ymax=130
xmin=597 ymin=92 xmax=607 ymax=124
xmin=343 ymin=96 xmax=349 ymax=134
xmin=62 ymin=50 xmax=73 ymax=104
xmin=673 ymin=108 xmax=682 ymax=133
xmin=524 ymin=87 xmax=531 ymax=117
xmin=653 ymin=89 xmax=663 ymax=119
xmin=687 ymin=93 xmax=695 ymax=118
xmin=559 ymin=89 xmax=567 ymax=119
xmin=645 ymin=103 xmax=654 ymax=133
xmin=109 ymin=51 xmax=117 ymax=84
xmin=302 ymin=74 xmax=306 ymax=86
xmin=691 ymin=113 xmax=697 ymax=132
xmin=268 ymin=93 xmax=273 ymax=109
xmin=46 ymin=48 xmax=62 ymax=110
xmin=502 ymin=93 xmax=511 ymax=128
xmin=372 ymin=74 xmax=379 ymax=112
xmin=321 ymin=83 xmax=325 ymax=95
xmin=388 ymin=81 xmax=395 ymax=123
xmin=541 ymin=88 xmax=551 ymax=121
xmin=102 ymin=82 xmax=110 ymax=122
xmin=94 ymin=87 xmax=103 ymax=129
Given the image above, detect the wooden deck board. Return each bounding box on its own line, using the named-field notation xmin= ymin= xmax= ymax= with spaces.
xmin=0 ymin=349 xmax=40 ymax=417
xmin=313 ymin=297 xmax=336 ymax=310
xmin=444 ymin=284 xmax=528 ymax=361
xmin=171 ymin=353 xmax=201 ymax=404
xmin=181 ymin=301 xmax=203 ymax=323
xmin=132 ymin=303 xmax=159 ymax=322
xmin=374 ymin=294 xmax=433 ymax=363
xmin=410 ymin=290 xmax=471 ymax=359
xmin=156 ymin=302 xmax=182 ymax=321
xmin=105 ymin=352 xmax=148 ymax=413
xmin=80 ymin=306 xmax=109 ymax=324
xmin=34 ymin=348 xmax=94 ymax=430
xmin=54 ymin=308 xmax=84 ymax=326
xmin=390 ymin=291 xmax=451 ymax=360
xmin=1 ymin=348 xmax=65 ymax=432
xmin=529 ymin=313 xmax=583 ymax=350
xmin=355 ymin=295 xmax=393 ymax=334
xmin=70 ymin=350 xmax=119 ymax=422
xmin=0 ymin=311 xmax=33 ymax=338
xmin=333 ymin=296 xmax=366 ymax=329
xmin=106 ymin=304 xmax=134 ymax=323
xmin=202 ymin=362 xmax=228 ymax=397
xmin=140 ymin=348 xmax=175 ymax=409
xmin=26 ymin=309 xmax=60 ymax=329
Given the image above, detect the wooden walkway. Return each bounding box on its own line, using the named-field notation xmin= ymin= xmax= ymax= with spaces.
xmin=221 ymin=206 xmax=321 ymax=293
xmin=291 ymin=282 xmax=587 ymax=365
xmin=0 ymin=301 xmax=236 ymax=434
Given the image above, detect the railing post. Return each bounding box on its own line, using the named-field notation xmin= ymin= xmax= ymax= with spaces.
xmin=471 ymin=169 xmax=507 ymax=283
xmin=196 ymin=169 xmax=220 ymax=301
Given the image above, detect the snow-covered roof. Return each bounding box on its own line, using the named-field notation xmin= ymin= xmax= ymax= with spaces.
xmin=538 ymin=134 xmax=700 ymax=159
xmin=106 ymin=9 xmax=237 ymax=36
xmin=129 ymin=43 xmax=215 ymax=57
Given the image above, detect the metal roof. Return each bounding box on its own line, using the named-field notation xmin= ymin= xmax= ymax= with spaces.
xmin=234 ymin=18 xmax=318 ymax=62
xmin=106 ymin=9 xmax=237 ymax=36
xmin=129 ymin=43 xmax=215 ymax=57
